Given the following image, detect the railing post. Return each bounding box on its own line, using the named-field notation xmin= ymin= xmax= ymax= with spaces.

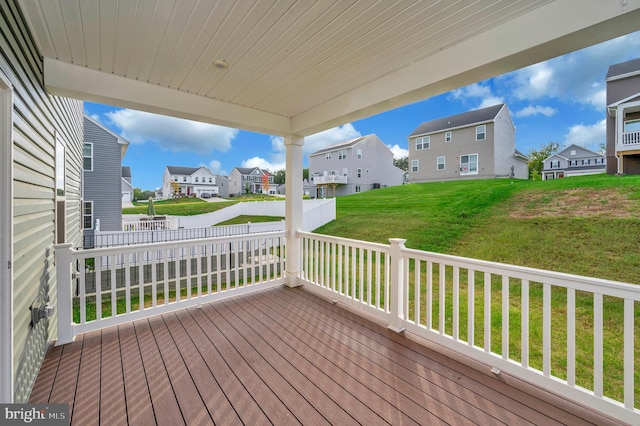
xmin=388 ymin=238 xmax=406 ymax=333
xmin=54 ymin=243 xmax=75 ymax=345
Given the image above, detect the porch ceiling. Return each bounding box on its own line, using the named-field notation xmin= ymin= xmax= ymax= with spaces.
xmin=18 ymin=0 xmax=640 ymax=136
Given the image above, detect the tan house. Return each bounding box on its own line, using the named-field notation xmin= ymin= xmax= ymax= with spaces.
xmin=408 ymin=104 xmax=528 ymax=183
xmin=606 ymin=57 xmax=640 ymax=175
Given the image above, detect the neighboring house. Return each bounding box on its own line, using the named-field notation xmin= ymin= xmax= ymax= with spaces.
xmin=277 ymin=179 xmax=310 ymax=196
xmin=122 ymin=166 xmax=133 ymax=202
xmin=308 ymin=134 xmax=404 ymax=198
xmin=606 ymin=57 xmax=640 ymax=175
xmin=83 ymin=115 xmax=130 ymax=247
xmin=0 ymin=2 xmax=84 ymax=403
xmin=162 ymin=166 xmax=228 ymax=199
xmin=408 ymin=104 xmax=528 ymax=183
xmin=229 ymin=167 xmax=275 ymax=196
xmin=542 ymin=144 xmax=606 ymax=180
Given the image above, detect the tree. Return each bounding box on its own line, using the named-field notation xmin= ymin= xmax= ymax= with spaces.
xmin=261 ymin=173 xmax=270 ymax=194
xmin=170 ymin=181 xmax=179 ymax=197
xmin=528 ymin=142 xmax=561 ymax=180
xmin=134 ymin=187 xmax=155 ymax=201
xmin=303 ymin=168 xmax=309 ymax=180
xmin=273 ymin=169 xmax=286 ymax=185
xmin=394 ymin=157 xmax=409 ymax=171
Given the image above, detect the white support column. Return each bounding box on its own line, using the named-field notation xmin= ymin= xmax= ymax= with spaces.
xmin=284 ymin=135 xmax=304 ymax=287
xmin=616 ymin=105 xmax=624 ymax=174
xmin=54 ymin=244 xmax=75 ymax=345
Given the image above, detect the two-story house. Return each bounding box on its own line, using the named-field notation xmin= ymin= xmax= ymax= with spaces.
xmin=606 ymin=57 xmax=640 ymax=175
xmin=542 ymin=144 xmax=606 ymax=180
xmin=408 ymin=104 xmax=528 ymax=183
xmin=83 ymin=115 xmax=130 ymax=246
xmin=162 ymin=166 xmax=228 ymax=199
xmin=121 ymin=166 xmax=133 ymax=203
xmin=228 ymin=167 xmax=275 ymax=196
xmin=308 ymin=134 xmax=404 ymax=198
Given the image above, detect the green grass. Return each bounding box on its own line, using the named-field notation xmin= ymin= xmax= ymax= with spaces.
xmin=123 ymin=194 xmax=280 ymax=216
xmin=215 ymin=215 xmax=284 ymax=225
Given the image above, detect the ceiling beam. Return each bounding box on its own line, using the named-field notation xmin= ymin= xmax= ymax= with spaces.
xmin=291 ymin=0 xmax=640 ymax=136
xmin=44 ymin=59 xmax=292 ymax=136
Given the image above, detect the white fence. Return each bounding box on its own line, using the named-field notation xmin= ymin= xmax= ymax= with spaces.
xmin=56 ymin=231 xmax=286 ymax=344
xmin=298 ymin=231 xmax=640 ymax=424
xmin=92 ymin=222 xmax=283 ymax=248
xmin=122 ymin=217 xmax=180 ymax=231
xmin=622 ymin=130 xmax=640 ymax=146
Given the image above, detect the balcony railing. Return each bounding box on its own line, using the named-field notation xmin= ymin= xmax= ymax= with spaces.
xmin=298 ymin=231 xmax=640 ymax=424
xmin=313 ymin=175 xmax=348 ymax=185
xmin=123 ymin=216 xmax=180 ymax=231
xmin=54 ymin=230 xmax=640 ymax=423
xmin=622 ymin=130 xmax=640 ymax=146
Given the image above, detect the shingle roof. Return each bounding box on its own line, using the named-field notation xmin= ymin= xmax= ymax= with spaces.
xmin=309 ymin=135 xmax=370 ymax=156
xmin=166 ymin=166 xmax=200 ymax=175
xmin=121 ymin=166 xmax=131 ymax=178
xmin=606 ymin=57 xmax=640 ymax=79
xmin=409 ymin=104 xmax=505 ymax=137
xmin=232 ymin=167 xmax=273 ymax=176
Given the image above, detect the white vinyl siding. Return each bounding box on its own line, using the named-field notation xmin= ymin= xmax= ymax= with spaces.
xmin=416 ymin=136 xmax=430 ymax=150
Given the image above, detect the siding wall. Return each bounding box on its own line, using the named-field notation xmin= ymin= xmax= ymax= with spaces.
xmin=492 ymin=107 xmax=523 ymax=178
xmin=83 ymin=117 xmax=123 ymax=232
xmin=1 ymin=1 xmax=84 ymax=402
xmin=606 ymin=75 xmax=640 ymax=174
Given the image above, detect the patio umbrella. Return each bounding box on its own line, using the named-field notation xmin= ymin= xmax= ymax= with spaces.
xmin=147 ymin=197 xmax=156 ymax=217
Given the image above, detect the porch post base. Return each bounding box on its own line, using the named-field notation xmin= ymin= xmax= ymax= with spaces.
xmin=388 ymin=325 xmax=405 ymax=334
xmin=284 ymin=273 xmax=302 ymax=288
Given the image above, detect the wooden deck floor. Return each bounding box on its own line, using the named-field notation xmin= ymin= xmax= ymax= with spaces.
xmin=30 ymin=286 xmax=619 ymax=425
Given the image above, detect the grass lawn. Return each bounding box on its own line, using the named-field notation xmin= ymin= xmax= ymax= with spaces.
xmin=123 ymin=194 xmax=280 ymax=216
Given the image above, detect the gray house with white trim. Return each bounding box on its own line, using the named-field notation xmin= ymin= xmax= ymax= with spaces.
xmin=606 ymin=57 xmax=640 ymax=175
xmin=121 ymin=166 xmax=133 ymax=202
xmin=229 ymin=167 xmax=275 ymax=196
xmin=83 ymin=115 xmax=130 ymax=246
xmin=408 ymin=104 xmax=528 ymax=183
xmin=308 ymin=134 xmax=404 ymax=198
xmin=162 ymin=166 xmax=228 ymax=199
xmin=542 ymin=144 xmax=606 ymax=180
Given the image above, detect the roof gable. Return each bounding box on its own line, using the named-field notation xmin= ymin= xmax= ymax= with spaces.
xmin=557 ymin=144 xmax=604 ymax=159
xmin=409 ymin=104 xmax=505 ymax=137
xmin=309 ymin=134 xmax=374 ymax=156
xmin=166 ymin=166 xmax=200 ymax=175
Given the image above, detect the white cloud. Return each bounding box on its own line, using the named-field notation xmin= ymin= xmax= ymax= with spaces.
xmin=241 ymin=156 xmax=284 ymax=172
xmin=206 ymin=160 xmax=226 ymax=176
xmin=562 ymin=119 xmax=605 ymax=150
xmin=89 ymin=114 xmax=101 ymax=122
xmin=387 ymin=144 xmax=408 ymax=159
xmin=105 ymin=109 xmax=239 ymax=155
xmin=514 ymin=105 xmax=558 ymax=118
xmin=450 ymin=82 xmax=504 ymax=109
xmin=503 ymin=32 xmax=640 ymax=110
xmin=303 ymin=123 xmax=361 ymax=155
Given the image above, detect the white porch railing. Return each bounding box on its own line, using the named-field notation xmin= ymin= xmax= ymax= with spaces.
xmin=622 ymin=130 xmax=640 ymax=146
xmin=313 ymin=175 xmax=348 ymax=185
xmin=55 ymin=231 xmax=286 ymax=344
xmin=123 ymin=217 xmax=180 ymax=231
xmin=299 ymin=231 xmax=640 ymax=424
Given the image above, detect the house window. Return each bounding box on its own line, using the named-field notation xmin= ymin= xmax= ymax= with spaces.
xmin=476 ymin=125 xmax=486 ymax=141
xmin=357 ymin=168 xmax=362 ymax=178
xmin=339 ymin=149 xmax=347 ymax=160
xmin=550 ymin=160 xmax=560 ymax=169
xmin=357 ymin=149 xmax=362 ymax=159
xmin=174 ymin=176 xmax=178 ymax=181
xmin=355 ymin=185 xmax=361 ymax=193
xmin=343 ymin=168 xmax=348 ymax=176
xmin=437 ymin=156 xmax=445 ymax=170
xmin=83 ymin=201 xmax=93 ymax=229
xmin=460 ymin=154 xmax=478 ymax=175
xmin=624 ymin=119 xmax=640 ymax=132
xmin=416 ymin=136 xmax=430 ymax=150
xmin=570 ymin=150 xmax=576 ymax=155
xmin=445 ymin=132 xmax=452 ymax=142
xmin=183 ymin=176 xmax=187 ymax=182
xmin=569 ymin=160 xmax=577 ymax=166
xmin=411 ymin=160 xmax=419 ymax=172
xmin=195 ymin=177 xmax=199 ymax=182
xmin=209 ymin=177 xmax=213 ymax=183
xmin=326 ymin=152 xmax=331 ymax=160
xmin=83 ymin=143 xmax=93 ymax=171
xmin=331 ymin=170 xmax=338 ymax=176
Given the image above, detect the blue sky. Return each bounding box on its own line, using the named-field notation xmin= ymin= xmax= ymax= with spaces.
xmin=84 ymin=31 xmax=640 ymax=191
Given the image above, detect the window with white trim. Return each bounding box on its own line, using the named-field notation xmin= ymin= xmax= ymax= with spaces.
xmin=355 ymin=185 xmax=361 ymax=193
xmin=416 ymin=136 xmax=430 ymax=150
xmin=83 ymin=201 xmax=93 ymax=229
xmin=437 ymin=156 xmax=445 ymax=170
xmin=475 ymin=125 xmax=486 ymax=141
xmin=357 ymin=168 xmax=362 ymax=178
xmin=326 ymin=152 xmax=331 ymax=160
xmin=411 ymin=159 xmax=419 ymax=172
xmin=357 ymin=149 xmax=362 ymax=159
xmin=460 ymin=154 xmax=478 ymax=175
xmin=183 ymin=176 xmax=187 ymax=182
xmin=195 ymin=177 xmax=199 ymax=182
xmin=343 ymin=168 xmax=348 ymax=176
xmin=445 ymin=132 xmax=452 ymax=142
xmin=550 ymin=160 xmax=560 ymax=169
xmin=83 ymin=143 xmax=93 ymax=171
xmin=339 ymin=149 xmax=347 ymax=160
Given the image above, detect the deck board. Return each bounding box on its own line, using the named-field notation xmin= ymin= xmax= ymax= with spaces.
xmin=30 ymin=286 xmax=620 ymax=425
